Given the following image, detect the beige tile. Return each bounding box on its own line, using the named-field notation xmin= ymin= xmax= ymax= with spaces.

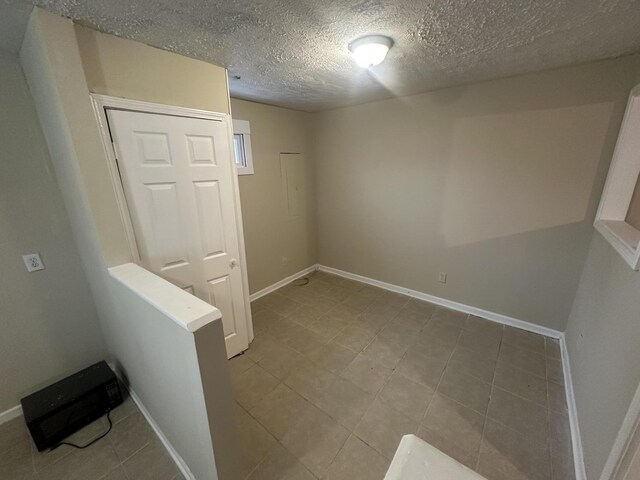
xmin=258 ymin=344 xmax=307 ymax=380
xmin=305 ymin=341 xmax=358 ymax=375
xmin=404 ymin=298 xmax=437 ymax=316
xmin=288 ymin=304 xmax=326 ymax=327
xmin=477 ymin=419 xmax=550 ymax=480
xmin=252 ymin=309 xmax=287 ymax=337
xmin=448 ymin=345 xmax=497 ymax=382
xmin=0 ymin=438 xmax=33 ymax=478
xmin=109 ymin=395 xmax=138 ymax=424
xmin=415 ymin=425 xmax=477 ymax=470
xmin=408 ymin=333 xmax=456 ymax=363
xmin=548 ymin=381 xmax=568 ymax=413
xmin=32 ymin=439 xmax=74 ymax=472
xmin=268 ymin=295 xmax=304 ymax=317
xmin=546 ymin=338 xmax=562 ymax=360
xmin=343 ymin=291 xmax=379 ymax=311
xmin=488 ymin=387 xmax=549 ymax=445
xmin=457 ymin=329 xmax=502 ymax=358
xmin=422 ymin=320 xmax=462 ymax=346
xmin=503 ymin=326 xmax=546 ymax=355
xmin=247 ymin=443 xmax=315 ymax=480
xmin=250 ymin=384 xmax=309 ymax=440
xmin=391 ymin=307 xmax=430 ymax=331
xmin=547 ymin=357 xmax=565 ymax=385
xmin=430 ymin=307 xmax=468 ymax=329
xmin=268 ymin=319 xmax=306 ymax=343
xmin=498 ymin=343 xmax=546 ymax=378
xmin=232 ymin=364 xmax=280 ymax=410
xmin=395 ymin=350 xmax=446 ymax=389
xmin=98 ymin=466 xmax=128 ymax=480
xmin=377 ymin=322 xmax=415 ymax=342
xmin=122 ymin=440 xmax=178 ymax=480
xmin=284 ymin=327 xmax=328 ymax=355
xmin=245 ymin=334 xmax=282 ymax=363
xmin=437 ymin=366 xmax=492 ymax=414
xmin=464 ymin=315 xmax=504 ymax=340
xmin=36 ymin=439 xmax=120 ymax=480
xmin=422 ymin=394 xmax=485 ymax=455
xmin=282 ymin=405 xmax=350 ymax=477
xmin=284 ymin=360 xmax=337 ymax=402
xmin=109 ymin=411 xmax=154 ymax=460
xmin=322 ymin=435 xmax=390 ymax=480
xmin=494 ymin=363 xmax=548 ymax=406
xmin=351 ymin=312 xmax=391 ymax=334
xmin=33 ymin=416 xmax=109 ymax=471
xmin=549 ymin=409 xmax=573 ymax=459
xmin=551 ymin=453 xmax=575 ymax=480
xmin=236 ymin=410 xmax=278 ymax=477
xmin=379 ymin=372 xmax=434 ymax=422
xmin=354 ymin=399 xmax=417 ymax=459
xmin=309 ymin=315 xmax=349 ymax=340
xmin=314 ymin=377 xmax=374 ymax=430
xmin=341 ymin=354 xmax=393 ymax=394
xmin=362 ymin=336 xmax=408 ymax=368
xmin=326 ymin=304 xmax=362 ymax=323
xmin=0 ymin=417 xmax=30 ymax=454
xmin=333 ymin=324 xmax=376 ymax=352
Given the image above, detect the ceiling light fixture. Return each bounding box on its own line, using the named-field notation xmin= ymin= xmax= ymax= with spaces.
xmin=348 ymin=35 xmax=394 ymax=68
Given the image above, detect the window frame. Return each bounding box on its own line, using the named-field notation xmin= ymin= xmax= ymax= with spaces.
xmin=232 ymin=119 xmax=254 ymax=175
xmin=594 ymin=83 xmax=640 ymax=270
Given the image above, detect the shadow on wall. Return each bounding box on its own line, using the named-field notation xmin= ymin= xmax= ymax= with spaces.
xmin=316 ymin=56 xmax=640 ymax=330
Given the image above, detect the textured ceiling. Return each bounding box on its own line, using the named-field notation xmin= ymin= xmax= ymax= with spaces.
xmin=8 ymin=0 xmax=640 ymax=111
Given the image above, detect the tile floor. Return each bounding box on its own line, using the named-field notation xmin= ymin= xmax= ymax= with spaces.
xmin=0 ymin=394 xmax=183 ymax=480
xmin=232 ymin=271 xmax=575 ymax=480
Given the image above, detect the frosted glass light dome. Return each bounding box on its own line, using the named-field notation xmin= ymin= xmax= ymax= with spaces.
xmin=348 ymin=35 xmax=394 ymax=68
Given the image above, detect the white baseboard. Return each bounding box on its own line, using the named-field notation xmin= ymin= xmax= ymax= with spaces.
xmin=249 ymin=264 xmax=319 ymax=302
xmin=0 ymin=404 xmax=22 ymax=425
xmin=318 ymin=265 xmax=563 ymax=339
xmin=560 ymin=336 xmax=587 ymax=480
xmin=318 ymin=265 xmax=585 ymax=477
xmin=110 ymin=365 xmax=194 ymax=480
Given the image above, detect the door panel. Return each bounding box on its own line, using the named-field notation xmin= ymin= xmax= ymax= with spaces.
xmin=207 ymin=275 xmax=236 ymax=337
xmin=107 ymin=108 xmax=249 ymax=357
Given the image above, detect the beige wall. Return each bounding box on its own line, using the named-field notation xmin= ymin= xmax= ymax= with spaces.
xmin=565 ymin=233 xmax=640 ymax=479
xmin=231 ymin=98 xmax=317 ymax=294
xmin=0 ymin=49 xmax=106 ymax=412
xmin=314 ymin=55 xmax=640 ymax=331
xmin=21 ymin=9 xmax=236 ymax=478
xmin=76 ymin=25 xmax=229 ymax=114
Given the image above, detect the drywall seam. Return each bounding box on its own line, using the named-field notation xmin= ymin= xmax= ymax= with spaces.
xmin=317 ymin=264 xmax=563 ymax=338
xmin=249 ymin=264 xmax=319 ymax=302
xmin=561 ymin=335 xmax=587 ymax=480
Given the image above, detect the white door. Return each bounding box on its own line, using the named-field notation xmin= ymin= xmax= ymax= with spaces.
xmin=107 ymin=109 xmax=249 ymax=358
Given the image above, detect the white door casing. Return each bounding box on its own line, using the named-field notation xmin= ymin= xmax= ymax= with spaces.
xmin=107 ymin=108 xmax=249 ymax=357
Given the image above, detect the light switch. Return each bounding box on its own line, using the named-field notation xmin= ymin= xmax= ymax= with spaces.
xmin=23 ymin=253 xmax=45 ymax=272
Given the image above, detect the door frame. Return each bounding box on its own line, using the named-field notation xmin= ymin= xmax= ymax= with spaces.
xmin=90 ymin=94 xmax=254 ymax=341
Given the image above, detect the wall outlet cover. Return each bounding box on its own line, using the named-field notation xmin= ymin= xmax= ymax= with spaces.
xmin=23 ymin=253 xmax=45 ymax=272
xmin=438 ymin=272 xmax=447 ymax=284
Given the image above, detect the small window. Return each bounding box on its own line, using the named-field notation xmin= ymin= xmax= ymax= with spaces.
xmin=595 ymin=83 xmax=640 ymax=270
xmin=232 ymin=119 xmax=254 ymax=175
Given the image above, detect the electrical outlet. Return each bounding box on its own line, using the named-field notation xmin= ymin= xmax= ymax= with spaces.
xmin=282 ymin=256 xmax=289 ymax=265
xmin=23 ymin=253 xmax=45 ymax=272
xmin=438 ymin=272 xmax=447 ymax=284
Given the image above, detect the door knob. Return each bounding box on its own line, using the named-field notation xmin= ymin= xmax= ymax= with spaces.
xmin=230 ymin=258 xmax=239 ymax=269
